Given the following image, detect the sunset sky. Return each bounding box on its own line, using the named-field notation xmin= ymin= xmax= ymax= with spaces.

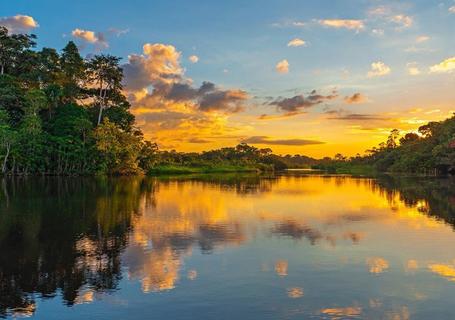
xmin=3 ymin=0 xmax=455 ymax=157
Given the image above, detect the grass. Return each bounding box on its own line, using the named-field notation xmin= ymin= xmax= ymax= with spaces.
xmin=147 ymin=164 xmax=264 ymax=175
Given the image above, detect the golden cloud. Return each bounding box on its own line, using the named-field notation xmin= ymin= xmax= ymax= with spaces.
xmin=287 ymin=38 xmax=306 ymax=47
xmin=276 ymin=59 xmax=290 ymax=73
xmin=188 ymin=55 xmax=199 ymax=63
xmin=72 ymin=28 xmax=108 ymax=49
xmin=367 ymin=61 xmax=391 ymax=77
xmin=0 ymin=15 xmax=38 ymax=33
xmin=430 ymin=56 xmax=455 ymax=73
xmin=318 ymin=19 xmax=365 ymax=31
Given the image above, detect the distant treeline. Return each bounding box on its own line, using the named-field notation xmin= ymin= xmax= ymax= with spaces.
xmin=314 ymin=115 xmax=455 ymax=175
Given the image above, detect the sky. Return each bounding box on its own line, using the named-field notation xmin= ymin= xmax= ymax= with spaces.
xmin=2 ymin=0 xmax=455 ymax=157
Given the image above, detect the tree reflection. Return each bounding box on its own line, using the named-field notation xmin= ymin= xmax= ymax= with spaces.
xmin=373 ymin=176 xmax=455 ymax=228
xmin=0 ymin=177 xmax=156 ymax=317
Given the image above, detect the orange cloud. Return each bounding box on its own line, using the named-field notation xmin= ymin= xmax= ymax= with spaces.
xmin=276 ymin=59 xmax=289 ymax=73
xmin=318 ymin=19 xmax=365 ymax=31
xmin=287 ymin=38 xmax=306 ymax=47
xmin=72 ymin=28 xmax=108 ymax=49
xmin=0 ymin=15 xmax=38 ymax=33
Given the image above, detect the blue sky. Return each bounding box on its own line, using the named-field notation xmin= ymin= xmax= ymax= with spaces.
xmin=2 ymin=0 xmax=455 ymax=156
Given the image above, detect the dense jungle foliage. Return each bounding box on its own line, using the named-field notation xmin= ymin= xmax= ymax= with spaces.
xmin=315 ymin=115 xmax=455 ymax=175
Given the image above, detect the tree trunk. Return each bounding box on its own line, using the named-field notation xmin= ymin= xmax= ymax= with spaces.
xmin=97 ymin=105 xmax=104 ymax=125
xmin=2 ymin=143 xmax=10 ymax=174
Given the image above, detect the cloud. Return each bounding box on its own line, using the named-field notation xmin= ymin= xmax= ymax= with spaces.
xmin=367 ymin=61 xmax=391 ymax=77
xmin=72 ymin=28 xmax=108 ymax=49
xmin=187 ymin=137 xmax=211 ymax=143
xmin=123 ymin=43 xmax=183 ymax=91
xmin=449 ymin=6 xmax=455 ymax=13
xmin=407 ymin=62 xmax=421 ymax=76
xmin=416 ymin=35 xmax=430 ymax=43
xmin=108 ymin=28 xmax=130 ymax=37
xmin=389 ymin=15 xmax=413 ymax=28
xmin=0 ymin=15 xmax=38 ymax=33
xmin=318 ymin=19 xmax=365 ymax=31
xmin=163 ymin=81 xmax=248 ymax=113
xmin=276 ymin=59 xmax=289 ymax=73
xmin=368 ymin=6 xmax=389 ymax=16
xmin=287 ymin=38 xmax=306 ymax=47
xmin=188 ymin=55 xmax=199 ymax=63
xmin=429 ymin=56 xmax=455 ymax=73
xmin=328 ymin=113 xmax=390 ymax=121
xmin=292 ymin=21 xmax=306 ymax=27
xmin=344 ymin=93 xmax=367 ymax=104
xmin=371 ymin=29 xmax=385 ymax=36
xmin=241 ymin=136 xmax=324 ymax=146
xmin=269 ymin=90 xmax=338 ymax=114
xmin=123 ymin=43 xmax=248 ymax=114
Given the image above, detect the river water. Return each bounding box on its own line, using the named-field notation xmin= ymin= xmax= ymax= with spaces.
xmin=1 ymin=174 xmax=455 ymax=319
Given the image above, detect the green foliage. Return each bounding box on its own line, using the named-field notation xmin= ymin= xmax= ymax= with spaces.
xmin=0 ymin=27 xmax=143 ymax=176
xmin=94 ymin=119 xmax=143 ymax=175
xmin=315 ymin=115 xmax=455 ymax=176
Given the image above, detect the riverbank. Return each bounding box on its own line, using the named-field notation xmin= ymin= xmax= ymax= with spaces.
xmin=146 ymin=164 xmax=271 ymax=175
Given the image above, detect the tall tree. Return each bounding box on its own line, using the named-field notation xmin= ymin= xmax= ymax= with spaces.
xmin=86 ymin=55 xmax=123 ymax=125
xmin=60 ymin=41 xmax=85 ymax=103
xmin=0 ymin=26 xmax=36 ymax=75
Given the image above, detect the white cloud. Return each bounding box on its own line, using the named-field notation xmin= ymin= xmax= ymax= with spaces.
xmin=287 ymin=38 xmax=306 ymax=47
xmin=0 ymin=15 xmax=38 ymax=33
xmin=367 ymin=61 xmax=391 ymax=77
xmin=292 ymin=21 xmax=306 ymax=27
xmin=318 ymin=19 xmax=365 ymax=31
xmin=430 ymin=56 xmax=455 ymax=73
xmin=407 ymin=62 xmax=421 ymax=76
xmin=188 ymin=55 xmax=199 ymax=63
xmin=276 ymin=59 xmax=290 ymax=74
xmin=449 ymin=6 xmax=455 ymax=13
xmin=389 ymin=15 xmax=413 ymax=28
xmin=416 ymin=35 xmax=430 ymax=43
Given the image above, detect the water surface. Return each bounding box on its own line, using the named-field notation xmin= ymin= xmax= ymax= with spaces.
xmin=1 ymin=174 xmax=455 ymax=319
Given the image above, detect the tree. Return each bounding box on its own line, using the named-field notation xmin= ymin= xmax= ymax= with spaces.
xmin=60 ymin=41 xmax=85 ymax=103
xmin=386 ymin=129 xmax=400 ymax=149
xmin=138 ymin=141 xmax=159 ymax=171
xmin=94 ymin=119 xmax=142 ymax=174
xmin=86 ymin=55 xmax=123 ymax=125
xmin=0 ymin=75 xmax=26 ymax=126
xmin=0 ymin=108 xmax=16 ymax=173
xmin=399 ymin=132 xmax=420 ymax=145
xmin=0 ymin=26 xmax=36 ymax=75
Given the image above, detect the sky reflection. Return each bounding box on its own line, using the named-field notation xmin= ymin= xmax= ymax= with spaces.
xmin=2 ymin=175 xmax=455 ymax=319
